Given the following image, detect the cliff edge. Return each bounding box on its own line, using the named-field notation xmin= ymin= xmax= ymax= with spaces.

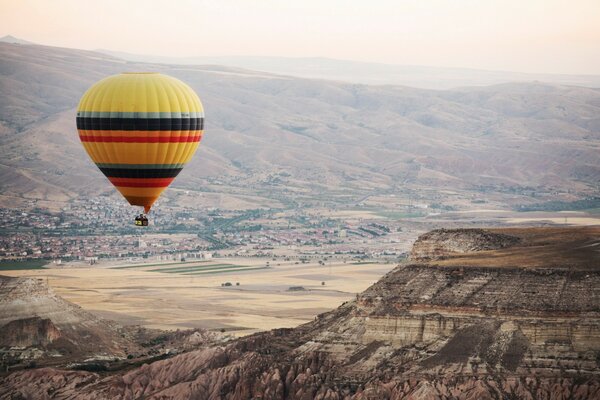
xmin=410 ymin=228 xmax=521 ymax=261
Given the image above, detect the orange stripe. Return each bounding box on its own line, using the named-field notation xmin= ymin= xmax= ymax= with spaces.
xmin=109 ymin=177 xmax=175 ymax=187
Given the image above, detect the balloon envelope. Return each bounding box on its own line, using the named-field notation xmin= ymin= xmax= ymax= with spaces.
xmin=76 ymin=73 xmax=204 ymax=213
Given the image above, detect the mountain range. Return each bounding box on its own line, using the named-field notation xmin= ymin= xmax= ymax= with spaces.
xmin=1 ymin=41 xmax=599 ymax=210
xmin=96 ymin=49 xmax=600 ymax=90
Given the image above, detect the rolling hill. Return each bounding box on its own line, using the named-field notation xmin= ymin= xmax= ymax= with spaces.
xmin=1 ymin=42 xmax=599 ymax=210
xmin=97 ymin=49 xmax=600 ymax=90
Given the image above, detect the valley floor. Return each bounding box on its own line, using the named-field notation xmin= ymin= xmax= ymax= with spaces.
xmin=1 ymin=258 xmax=396 ymax=335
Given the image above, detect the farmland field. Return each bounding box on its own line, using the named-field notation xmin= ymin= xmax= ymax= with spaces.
xmin=2 ymin=257 xmax=396 ymax=335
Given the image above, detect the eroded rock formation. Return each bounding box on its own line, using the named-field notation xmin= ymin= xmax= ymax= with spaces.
xmin=0 ymin=275 xmax=222 ymax=372
xmin=1 ymin=227 xmax=599 ymax=399
xmin=410 ymin=228 xmax=521 ymax=261
xmin=0 ymin=317 xmax=61 ymax=348
xmin=0 ymin=275 xmax=138 ymax=368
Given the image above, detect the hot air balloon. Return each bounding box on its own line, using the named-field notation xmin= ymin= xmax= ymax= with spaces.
xmin=76 ymin=73 xmax=204 ymax=225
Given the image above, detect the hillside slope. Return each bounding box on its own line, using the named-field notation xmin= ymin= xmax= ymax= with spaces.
xmin=1 ymin=43 xmax=599 ymax=209
xmin=96 ymin=50 xmax=600 ymax=90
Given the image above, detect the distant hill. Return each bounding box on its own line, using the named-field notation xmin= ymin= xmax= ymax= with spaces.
xmin=0 ymin=42 xmax=599 ymax=209
xmin=0 ymin=35 xmax=35 ymax=45
xmin=97 ymin=49 xmax=600 ymax=90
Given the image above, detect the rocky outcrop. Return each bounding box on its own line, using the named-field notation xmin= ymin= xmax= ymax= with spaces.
xmin=0 ymin=317 xmax=61 ymax=348
xmin=410 ymin=228 xmax=521 ymax=261
xmin=1 ymin=227 xmax=599 ymax=399
xmin=0 ymin=275 xmax=227 ymax=375
xmin=0 ymin=275 xmax=143 ymax=370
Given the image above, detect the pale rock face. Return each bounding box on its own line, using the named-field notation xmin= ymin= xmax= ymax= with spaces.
xmin=0 ymin=275 xmax=138 ymax=366
xmin=410 ymin=229 xmax=521 ymax=261
xmin=0 ymin=317 xmax=61 ymax=348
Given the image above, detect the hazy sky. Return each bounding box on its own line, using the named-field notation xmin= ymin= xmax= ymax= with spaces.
xmin=1 ymin=0 xmax=599 ymax=74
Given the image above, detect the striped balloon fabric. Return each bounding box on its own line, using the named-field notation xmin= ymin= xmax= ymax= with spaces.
xmin=76 ymin=73 xmax=204 ymax=213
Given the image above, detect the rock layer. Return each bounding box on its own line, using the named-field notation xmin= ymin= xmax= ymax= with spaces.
xmin=0 ymin=317 xmax=61 ymax=348
xmin=0 ymin=275 xmax=142 ymax=370
xmin=410 ymin=228 xmax=521 ymax=261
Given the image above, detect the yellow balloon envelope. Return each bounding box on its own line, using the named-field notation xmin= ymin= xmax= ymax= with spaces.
xmin=76 ymin=73 xmax=204 ymax=213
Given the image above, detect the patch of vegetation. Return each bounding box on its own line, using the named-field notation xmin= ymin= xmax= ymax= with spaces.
xmin=429 ymin=202 xmax=457 ymax=211
xmin=515 ymin=197 xmax=600 ymax=212
xmin=0 ymin=259 xmax=48 ymax=270
xmin=112 ymin=261 xmax=204 ymax=269
xmin=375 ymin=211 xmax=426 ymax=219
xmin=288 ymin=286 xmax=306 ymax=291
xmin=370 ymin=223 xmax=390 ymax=233
xmin=150 ymin=263 xmax=243 ymax=273
xmin=71 ymin=363 xmax=108 ymax=372
xmin=185 ymin=266 xmax=268 ymax=275
xmin=142 ymin=334 xmax=170 ymax=347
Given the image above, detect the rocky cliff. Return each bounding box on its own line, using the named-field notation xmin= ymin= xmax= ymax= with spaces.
xmin=1 ymin=227 xmax=599 ymax=399
xmin=410 ymin=228 xmax=521 ymax=261
xmin=0 ymin=317 xmax=61 ymax=348
xmin=0 ymin=275 xmax=137 ymax=367
xmin=0 ymin=276 xmax=222 ymax=372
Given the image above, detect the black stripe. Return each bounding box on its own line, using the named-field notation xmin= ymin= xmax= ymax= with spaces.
xmin=99 ymin=167 xmax=183 ymax=179
xmin=77 ymin=117 xmax=204 ymax=131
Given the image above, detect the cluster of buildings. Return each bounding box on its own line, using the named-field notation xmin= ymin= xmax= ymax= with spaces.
xmin=0 ymin=194 xmax=419 ymax=264
xmin=0 ymin=232 xmax=210 ymax=262
xmin=216 ymin=220 xmax=413 ymax=260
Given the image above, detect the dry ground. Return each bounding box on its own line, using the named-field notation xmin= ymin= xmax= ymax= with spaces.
xmin=2 ymin=258 xmax=395 ymax=336
xmin=431 ymin=226 xmax=600 ymax=270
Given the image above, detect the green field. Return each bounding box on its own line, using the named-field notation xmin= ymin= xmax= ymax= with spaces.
xmin=149 ymin=264 xmax=243 ymax=274
xmin=112 ymin=260 xmax=208 ymax=269
xmin=0 ymin=259 xmax=48 ymax=271
xmin=185 ymin=266 xmax=269 ymax=275
xmin=375 ymin=211 xmax=426 ymax=219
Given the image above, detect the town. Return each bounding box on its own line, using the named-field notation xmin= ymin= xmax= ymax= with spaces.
xmin=0 ymin=196 xmax=420 ymax=266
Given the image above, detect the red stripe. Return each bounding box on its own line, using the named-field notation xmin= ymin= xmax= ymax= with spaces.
xmin=78 ymin=129 xmax=202 ymax=137
xmin=109 ymin=177 xmax=175 ymax=188
xmin=80 ymin=135 xmax=202 ymax=143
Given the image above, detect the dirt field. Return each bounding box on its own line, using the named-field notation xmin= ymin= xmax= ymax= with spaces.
xmin=2 ymin=258 xmax=395 ymax=336
xmin=505 ymin=216 xmax=600 ymax=225
xmin=432 ymin=226 xmax=600 ymax=270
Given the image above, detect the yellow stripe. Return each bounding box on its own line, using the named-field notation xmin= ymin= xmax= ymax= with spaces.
xmin=78 ymin=73 xmax=203 ymax=114
xmin=82 ymin=142 xmax=199 ymax=164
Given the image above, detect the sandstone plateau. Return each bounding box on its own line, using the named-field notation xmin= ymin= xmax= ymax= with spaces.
xmin=1 ymin=226 xmax=599 ymax=399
